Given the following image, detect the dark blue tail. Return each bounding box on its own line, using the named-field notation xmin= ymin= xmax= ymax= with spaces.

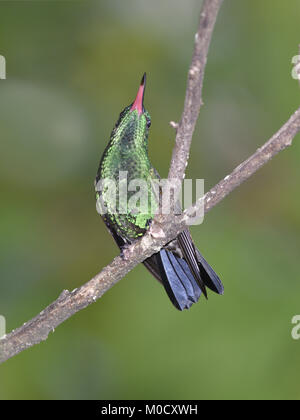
xmin=154 ymin=244 xmax=223 ymax=311
xmin=155 ymin=249 xmax=202 ymax=310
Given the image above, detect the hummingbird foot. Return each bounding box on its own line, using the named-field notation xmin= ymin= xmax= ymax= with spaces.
xmin=120 ymin=243 xmax=134 ymax=261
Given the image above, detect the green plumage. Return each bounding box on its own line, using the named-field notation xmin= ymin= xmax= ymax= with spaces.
xmin=96 ymin=105 xmax=157 ymax=241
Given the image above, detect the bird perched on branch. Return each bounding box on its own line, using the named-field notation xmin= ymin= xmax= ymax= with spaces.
xmin=95 ymin=74 xmax=224 ymax=310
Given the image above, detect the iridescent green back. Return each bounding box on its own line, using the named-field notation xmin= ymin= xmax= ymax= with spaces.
xmin=96 ymin=106 xmax=158 ymax=241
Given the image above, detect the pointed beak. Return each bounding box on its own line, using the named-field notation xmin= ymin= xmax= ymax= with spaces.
xmin=130 ymin=73 xmax=146 ymax=115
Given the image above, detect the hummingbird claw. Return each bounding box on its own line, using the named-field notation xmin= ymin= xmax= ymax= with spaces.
xmin=120 ymin=243 xmax=132 ymax=260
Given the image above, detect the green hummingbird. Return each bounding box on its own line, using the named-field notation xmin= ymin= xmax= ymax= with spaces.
xmin=95 ymin=74 xmax=224 ymax=310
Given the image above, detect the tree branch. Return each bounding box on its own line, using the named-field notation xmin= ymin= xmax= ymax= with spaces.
xmin=168 ymin=0 xmax=224 ymax=185
xmin=1 ymin=0 xmax=299 ymax=365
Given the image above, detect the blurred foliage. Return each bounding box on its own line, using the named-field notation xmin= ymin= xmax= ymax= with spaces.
xmin=0 ymin=0 xmax=300 ymax=400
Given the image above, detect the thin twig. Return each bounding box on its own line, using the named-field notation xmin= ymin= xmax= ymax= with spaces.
xmin=168 ymin=0 xmax=224 ymax=185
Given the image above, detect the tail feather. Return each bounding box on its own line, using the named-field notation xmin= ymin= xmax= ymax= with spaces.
xmin=176 ymin=258 xmax=202 ymax=301
xmin=155 ymin=249 xmax=202 ymax=310
xmin=143 ymin=229 xmax=224 ymax=310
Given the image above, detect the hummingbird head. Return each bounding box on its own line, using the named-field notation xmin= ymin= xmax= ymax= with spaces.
xmin=112 ymin=73 xmax=151 ymax=146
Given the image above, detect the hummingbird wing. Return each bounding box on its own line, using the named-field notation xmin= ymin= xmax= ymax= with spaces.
xmin=194 ymin=247 xmax=224 ymax=295
xmin=102 ymin=215 xmax=127 ymax=249
xmin=143 ymin=255 xmax=163 ymax=283
xmin=177 ymin=230 xmax=224 ymax=295
xmin=176 ymin=230 xmax=208 ymax=298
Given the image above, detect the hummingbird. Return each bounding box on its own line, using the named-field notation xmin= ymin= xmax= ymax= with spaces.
xmin=95 ymin=74 xmax=224 ymax=310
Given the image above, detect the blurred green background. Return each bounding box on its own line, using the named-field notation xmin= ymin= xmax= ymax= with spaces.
xmin=0 ymin=0 xmax=300 ymax=400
